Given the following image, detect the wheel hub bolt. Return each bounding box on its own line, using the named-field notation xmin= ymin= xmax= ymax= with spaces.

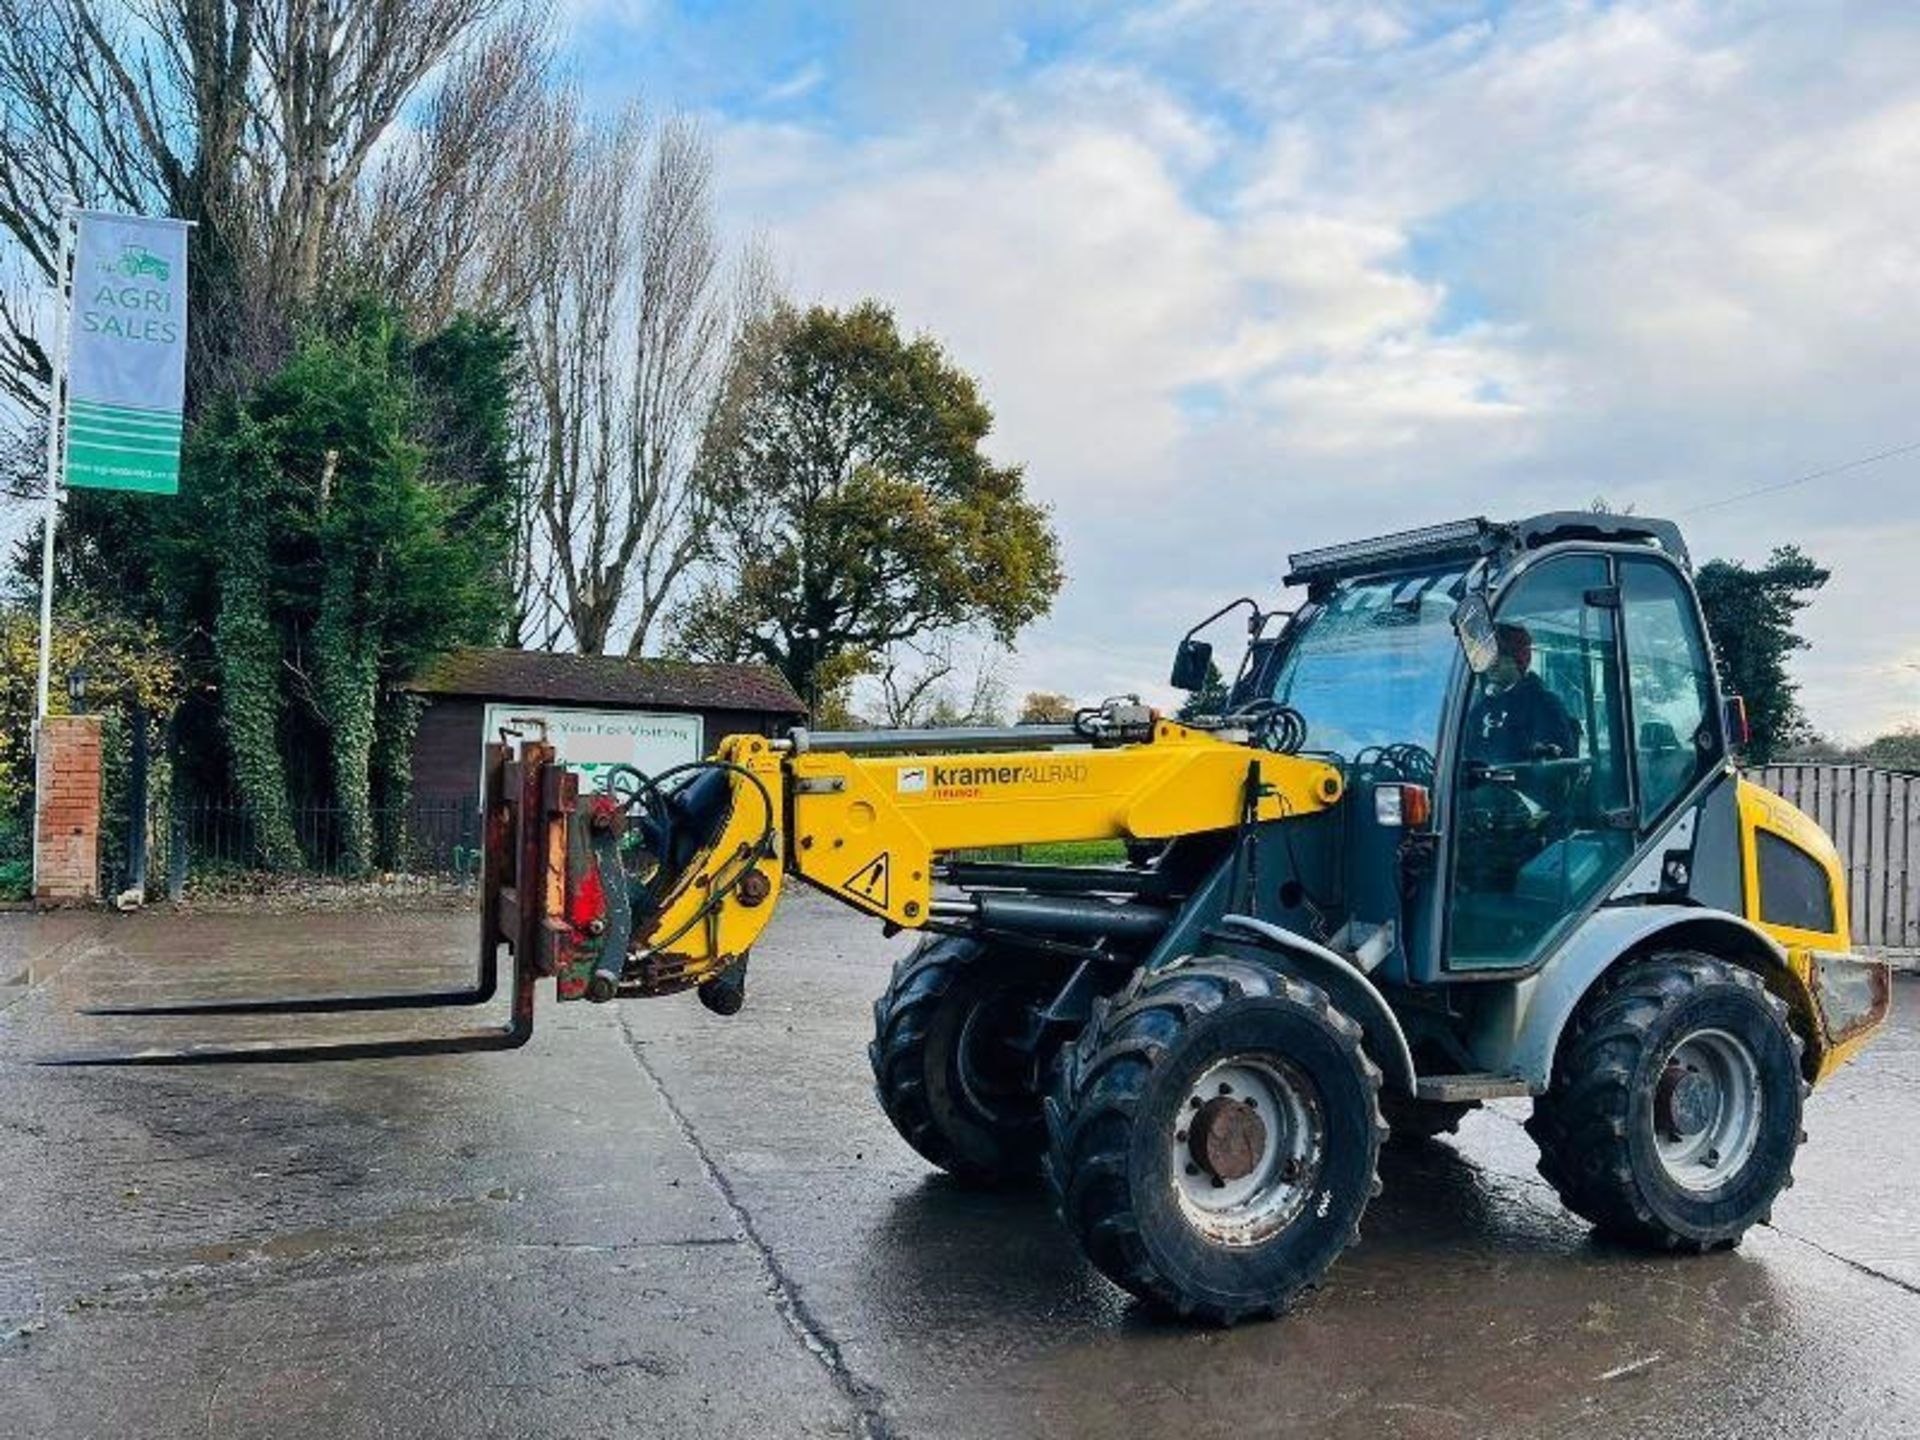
xmin=1655 ymin=1061 xmax=1717 ymax=1139
xmin=1189 ymin=1095 xmax=1268 ymax=1184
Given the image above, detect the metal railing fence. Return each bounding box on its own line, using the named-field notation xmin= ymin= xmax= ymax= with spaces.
xmin=138 ymin=795 xmax=485 ymax=889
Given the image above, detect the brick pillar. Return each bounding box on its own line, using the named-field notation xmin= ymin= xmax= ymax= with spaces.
xmin=35 ymin=715 xmax=103 ymax=903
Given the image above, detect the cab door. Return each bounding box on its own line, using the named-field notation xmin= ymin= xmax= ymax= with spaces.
xmin=1444 ymin=554 xmax=1635 ymax=970
xmin=1618 ymin=555 xmax=1724 ymax=829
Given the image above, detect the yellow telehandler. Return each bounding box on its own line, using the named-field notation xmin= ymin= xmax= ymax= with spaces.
xmin=77 ymin=513 xmax=1891 ymax=1323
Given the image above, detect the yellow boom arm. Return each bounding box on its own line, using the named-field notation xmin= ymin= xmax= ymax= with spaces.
xmin=620 ymin=720 xmax=1345 ymax=997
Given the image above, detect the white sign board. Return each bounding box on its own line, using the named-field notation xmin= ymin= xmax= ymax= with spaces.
xmin=481 ymin=704 xmax=704 ymax=797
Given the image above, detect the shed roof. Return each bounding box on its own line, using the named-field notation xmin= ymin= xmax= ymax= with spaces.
xmin=406 ymin=648 xmax=805 ymax=716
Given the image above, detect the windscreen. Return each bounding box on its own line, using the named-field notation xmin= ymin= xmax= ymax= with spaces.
xmin=1265 ymin=571 xmax=1465 ymax=760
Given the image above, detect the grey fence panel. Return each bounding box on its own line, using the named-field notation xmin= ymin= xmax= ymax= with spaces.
xmin=1894 ymin=773 xmax=1914 ymax=950
xmin=1753 ymin=764 xmax=1920 ymax=956
xmin=1869 ymin=768 xmax=1889 ymax=944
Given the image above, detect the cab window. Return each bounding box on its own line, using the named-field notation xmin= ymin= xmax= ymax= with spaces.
xmin=1264 ymin=571 xmax=1465 ymax=760
xmin=1620 ymin=558 xmax=1720 ymax=827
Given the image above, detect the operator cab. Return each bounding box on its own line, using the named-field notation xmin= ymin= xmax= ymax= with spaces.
xmin=1172 ymin=514 xmax=1730 ymax=984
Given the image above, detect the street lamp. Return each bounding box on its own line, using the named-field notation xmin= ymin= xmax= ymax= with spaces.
xmin=66 ymin=662 xmax=90 ymax=715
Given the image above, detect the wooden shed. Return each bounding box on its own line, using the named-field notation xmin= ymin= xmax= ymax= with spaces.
xmin=404 ymin=648 xmax=806 ymax=807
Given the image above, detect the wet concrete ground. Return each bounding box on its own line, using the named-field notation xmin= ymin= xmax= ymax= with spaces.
xmin=2 ymin=895 xmax=1917 ymax=1439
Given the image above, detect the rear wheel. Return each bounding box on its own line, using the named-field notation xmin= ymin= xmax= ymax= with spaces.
xmin=869 ymin=936 xmax=1071 ymax=1186
xmin=1045 ymin=957 xmax=1384 ymax=1324
xmin=1526 ymin=952 xmax=1806 ymax=1250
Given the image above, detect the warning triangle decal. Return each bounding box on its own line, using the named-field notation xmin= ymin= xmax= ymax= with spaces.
xmin=847 ymin=852 xmax=890 ymax=908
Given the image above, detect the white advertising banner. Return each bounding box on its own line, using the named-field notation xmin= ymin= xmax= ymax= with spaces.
xmin=65 ymin=212 xmax=190 ymax=494
xmin=480 ymin=704 xmax=705 ymax=796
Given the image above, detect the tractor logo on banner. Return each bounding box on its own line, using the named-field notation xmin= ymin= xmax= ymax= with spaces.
xmin=114 ymin=245 xmax=171 ymax=282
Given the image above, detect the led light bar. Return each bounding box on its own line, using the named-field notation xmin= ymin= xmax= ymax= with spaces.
xmin=1285 ymin=517 xmax=1493 ymax=588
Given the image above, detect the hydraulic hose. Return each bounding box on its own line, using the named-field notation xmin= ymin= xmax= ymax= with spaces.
xmin=591 ymin=759 xmax=779 ymax=996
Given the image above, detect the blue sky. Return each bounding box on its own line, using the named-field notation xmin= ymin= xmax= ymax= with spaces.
xmin=560 ymin=1 xmax=1920 ymax=739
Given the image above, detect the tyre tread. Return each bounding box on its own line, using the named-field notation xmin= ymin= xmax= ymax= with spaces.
xmin=1044 ymin=956 xmax=1384 ymax=1324
xmin=869 ymin=935 xmax=1055 ymax=1185
xmin=1526 ymin=951 xmax=1805 ymax=1249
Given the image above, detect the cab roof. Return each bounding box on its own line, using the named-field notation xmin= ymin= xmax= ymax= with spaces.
xmin=1284 ymin=512 xmax=1687 ymax=592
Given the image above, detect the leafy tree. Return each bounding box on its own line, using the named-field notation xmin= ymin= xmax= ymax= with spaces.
xmin=166 ymin=303 xmax=515 ymax=870
xmin=0 ymin=602 xmax=183 ymax=898
xmin=1 ymin=2 xmax=545 ymax=753
xmin=1695 ymin=545 xmax=1829 ymax=763
xmin=1852 ymin=726 xmax=1920 ymax=772
xmin=1176 ymin=661 xmax=1229 ymax=721
xmin=0 ymin=603 xmax=179 ymax=813
xmin=675 ymin=301 xmax=1062 ymax=700
xmin=1019 ymin=691 xmax=1076 ymax=724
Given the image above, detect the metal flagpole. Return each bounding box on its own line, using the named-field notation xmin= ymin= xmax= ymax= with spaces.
xmin=36 ymin=207 xmax=75 ymax=727
xmin=33 ymin=207 xmax=74 ymax=896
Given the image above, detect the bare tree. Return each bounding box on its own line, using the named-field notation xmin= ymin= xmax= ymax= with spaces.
xmin=875 ymin=644 xmax=954 ymax=729
xmin=0 ymin=0 xmax=529 ymax=422
xmin=0 ymin=0 xmax=241 ymax=407
xmin=250 ymin=0 xmax=519 ymax=310
xmin=335 ymin=14 xmax=555 ymax=331
xmin=513 ymin=100 xmax=766 ymax=655
xmin=873 ymin=636 xmax=1007 ymax=728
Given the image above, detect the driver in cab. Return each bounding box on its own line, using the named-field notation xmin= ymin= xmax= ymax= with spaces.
xmin=1457 ymin=621 xmax=1584 ymax=906
xmin=1458 ymin=621 xmax=1583 ymax=894
xmin=1470 ymin=622 xmax=1579 ymax=765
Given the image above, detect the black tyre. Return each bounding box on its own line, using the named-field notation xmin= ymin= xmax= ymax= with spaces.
xmin=1526 ymin=952 xmax=1806 ymax=1250
xmin=1381 ymin=1093 xmax=1479 ymax=1143
xmin=1044 ymin=957 xmax=1384 ymax=1324
xmin=869 ymin=935 xmax=1071 ymax=1186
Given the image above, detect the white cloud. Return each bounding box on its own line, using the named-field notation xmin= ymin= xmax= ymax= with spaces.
xmin=760 ymin=62 xmax=826 ymax=106
xmin=691 ymin=1 xmax=1920 ymax=741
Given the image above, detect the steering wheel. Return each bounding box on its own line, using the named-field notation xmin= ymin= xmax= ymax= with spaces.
xmin=1512 ymin=752 xmax=1590 ymax=773
xmin=1467 ymin=752 xmax=1590 ymax=786
xmin=1458 ymin=779 xmax=1543 ymax=838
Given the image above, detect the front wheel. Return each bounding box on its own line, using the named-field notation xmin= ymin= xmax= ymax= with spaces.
xmin=1526 ymin=953 xmax=1806 ymax=1250
xmin=1045 ymin=958 xmax=1384 ymax=1324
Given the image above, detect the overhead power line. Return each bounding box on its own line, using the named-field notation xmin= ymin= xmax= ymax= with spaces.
xmin=1683 ymin=439 xmax=1920 ymax=516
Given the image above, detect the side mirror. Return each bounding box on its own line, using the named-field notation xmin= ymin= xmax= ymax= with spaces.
xmin=1170 ymin=638 xmax=1213 ymax=692
xmin=1723 ymin=695 xmax=1751 ymax=750
xmin=1452 ymin=593 xmax=1499 ymax=674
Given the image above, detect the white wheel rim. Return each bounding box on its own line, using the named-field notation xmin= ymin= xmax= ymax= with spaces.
xmin=1169 ymin=1054 xmax=1325 ymax=1246
xmin=1652 ymin=1027 xmax=1763 ymax=1192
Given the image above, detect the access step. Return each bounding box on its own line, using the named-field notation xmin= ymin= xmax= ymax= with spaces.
xmin=1414 ymin=1073 xmax=1536 ymax=1103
